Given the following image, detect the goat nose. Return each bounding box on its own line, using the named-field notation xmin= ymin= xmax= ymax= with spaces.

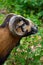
xmin=31 ymin=25 xmax=38 ymax=34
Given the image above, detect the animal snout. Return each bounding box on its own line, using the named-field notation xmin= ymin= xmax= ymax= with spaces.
xmin=31 ymin=25 xmax=38 ymax=34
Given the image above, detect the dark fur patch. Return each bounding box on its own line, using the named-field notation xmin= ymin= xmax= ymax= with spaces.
xmin=0 ymin=14 xmax=14 ymax=28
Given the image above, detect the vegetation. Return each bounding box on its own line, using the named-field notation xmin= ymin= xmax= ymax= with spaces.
xmin=0 ymin=0 xmax=43 ymax=65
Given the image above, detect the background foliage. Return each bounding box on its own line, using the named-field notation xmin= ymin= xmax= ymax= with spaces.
xmin=0 ymin=0 xmax=43 ymax=65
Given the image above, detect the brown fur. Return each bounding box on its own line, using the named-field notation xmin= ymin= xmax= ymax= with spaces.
xmin=0 ymin=26 xmax=20 ymax=64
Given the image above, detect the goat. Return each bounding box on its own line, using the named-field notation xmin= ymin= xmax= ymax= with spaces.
xmin=0 ymin=13 xmax=38 ymax=65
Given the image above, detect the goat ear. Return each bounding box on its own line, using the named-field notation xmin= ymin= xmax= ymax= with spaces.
xmin=0 ymin=13 xmax=16 ymax=27
xmin=9 ymin=15 xmax=28 ymax=36
xmin=9 ymin=15 xmax=25 ymax=36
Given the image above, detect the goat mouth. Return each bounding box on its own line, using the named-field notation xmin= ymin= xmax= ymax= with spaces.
xmin=31 ymin=30 xmax=38 ymax=34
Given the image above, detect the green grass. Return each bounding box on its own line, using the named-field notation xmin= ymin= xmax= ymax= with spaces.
xmin=0 ymin=14 xmax=5 ymax=24
xmin=0 ymin=0 xmax=43 ymax=65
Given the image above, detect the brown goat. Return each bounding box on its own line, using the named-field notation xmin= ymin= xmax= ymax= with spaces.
xmin=0 ymin=14 xmax=38 ymax=65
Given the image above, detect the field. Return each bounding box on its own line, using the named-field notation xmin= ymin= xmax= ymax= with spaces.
xmin=0 ymin=0 xmax=43 ymax=65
